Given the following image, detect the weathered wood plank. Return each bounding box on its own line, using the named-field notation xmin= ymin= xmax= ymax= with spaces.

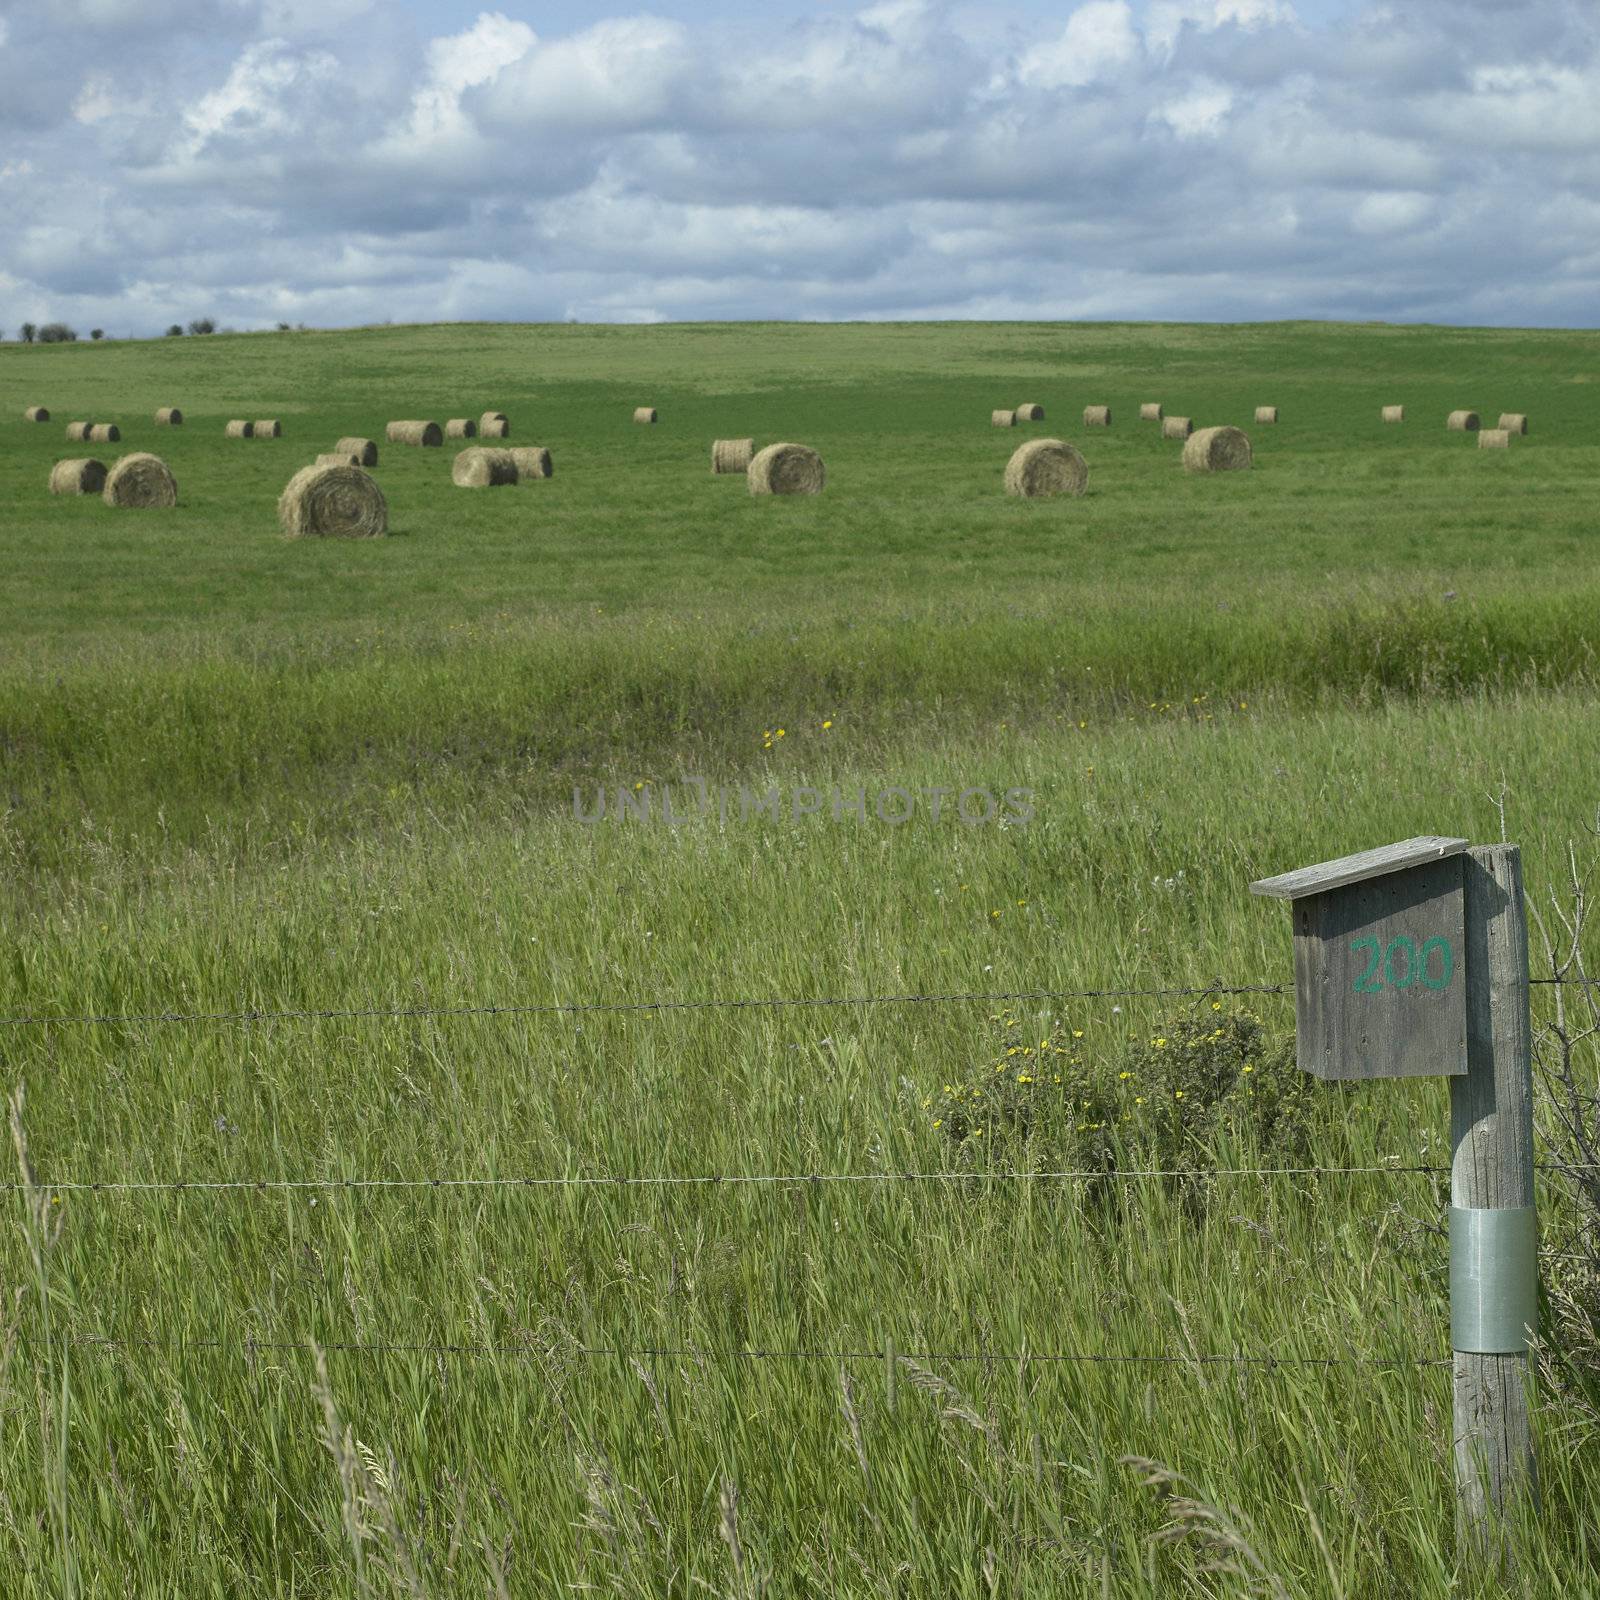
xmin=1451 ymin=844 xmax=1538 ymax=1566
xmin=1250 ymin=836 xmax=1468 ymax=901
xmin=1291 ymin=852 xmax=1467 ymax=1079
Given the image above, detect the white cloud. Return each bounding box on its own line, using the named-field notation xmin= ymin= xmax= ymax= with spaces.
xmin=403 ymin=12 xmax=535 ymax=143
xmin=182 ymin=40 xmax=338 ymax=149
xmin=259 ymin=0 xmax=374 ymax=31
xmin=712 ymin=2 xmax=975 ymax=134
xmin=475 ymin=16 xmax=694 ymax=133
xmin=1351 ymin=190 xmax=1434 ymax=234
xmin=1443 ymin=63 xmax=1600 ymax=151
xmin=1146 ymin=0 xmax=1299 ymax=56
xmin=73 ymin=75 xmax=124 ymax=126
xmin=1017 ymin=2 xmax=1141 ymax=90
xmin=2 ymin=0 xmax=1598 ymax=332
xmin=1154 ymin=80 xmax=1234 ymax=137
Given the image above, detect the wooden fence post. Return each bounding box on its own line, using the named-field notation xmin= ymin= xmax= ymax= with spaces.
xmin=1451 ymin=843 xmax=1539 ymax=1563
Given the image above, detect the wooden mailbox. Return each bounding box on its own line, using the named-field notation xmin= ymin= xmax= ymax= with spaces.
xmin=1250 ymin=836 xmax=1469 ymax=1080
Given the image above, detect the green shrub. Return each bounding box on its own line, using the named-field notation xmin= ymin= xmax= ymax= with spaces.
xmin=929 ymin=1001 xmax=1318 ymax=1193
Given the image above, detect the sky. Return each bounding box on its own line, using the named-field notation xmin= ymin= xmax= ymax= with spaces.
xmin=0 ymin=0 xmax=1596 ymax=334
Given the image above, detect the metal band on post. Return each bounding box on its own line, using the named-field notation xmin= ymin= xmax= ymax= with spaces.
xmin=1450 ymin=1206 xmax=1538 ymax=1353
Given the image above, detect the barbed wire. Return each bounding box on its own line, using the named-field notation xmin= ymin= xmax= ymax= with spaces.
xmin=1 ymin=974 xmax=1590 ymax=1033
xmin=11 ymin=1160 xmax=1596 ymax=1196
xmin=66 ymin=1333 xmax=1450 ymax=1370
xmin=3 ymin=1160 xmax=1454 ymax=1195
xmin=0 ymin=982 xmax=1288 ymax=1032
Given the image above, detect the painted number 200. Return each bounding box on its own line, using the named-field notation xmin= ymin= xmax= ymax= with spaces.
xmin=1351 ymin=934 xmax=1453 ymax=993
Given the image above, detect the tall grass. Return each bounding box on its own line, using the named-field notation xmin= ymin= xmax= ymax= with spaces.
xmin=2 ymin=319 xmax=1598 ymax=1593
xmin=2 ymin=694 xmax=1598 ymax=1595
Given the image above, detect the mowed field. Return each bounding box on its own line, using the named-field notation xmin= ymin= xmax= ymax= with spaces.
xmin=1 ymin=320 xmax=1599 ymax=1597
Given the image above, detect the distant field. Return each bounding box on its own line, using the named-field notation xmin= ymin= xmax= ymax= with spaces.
xmin=2 ymin=319 xmax=1598 ymax=647
xmin=3 ymin=318 xmax=1599 ymax=868
xmin=2 ymin=322 xmax=1598 ymax=1597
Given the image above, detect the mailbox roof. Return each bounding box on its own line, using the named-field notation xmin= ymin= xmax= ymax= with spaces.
xmin=1249 ymin=836 xmax=1468 ymax=900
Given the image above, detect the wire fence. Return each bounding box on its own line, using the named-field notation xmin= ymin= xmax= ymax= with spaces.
xmin=3 ymin=974 xmax=1593 ymax=1192
xmin=0 ymin=981 xmax=1291 ymax=1031
xmin=7 ymin=970 xmax=1593 ymax=1390
xmin=7 ymin=1160 xmax=1596 ymax=1196
xmin=0 ymin=973 xmax=1588 ymax=1033
xmin=65 ymin=1333 xmax=1454 ymax=1370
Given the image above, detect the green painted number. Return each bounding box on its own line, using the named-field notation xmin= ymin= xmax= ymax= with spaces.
xmin=1353 ymin=933 xmax=1454 ymax=993
xmin=1384 ymin=936 xmax=1419 ymax=989
xmin=1351 ymin=936 xmax=1383 ymax=993
xmin=1420 ymin=936 xmax=1453 ymax=990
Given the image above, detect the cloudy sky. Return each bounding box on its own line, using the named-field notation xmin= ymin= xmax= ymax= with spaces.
xmin=1 ymin=0 xmax=1596 ymax=334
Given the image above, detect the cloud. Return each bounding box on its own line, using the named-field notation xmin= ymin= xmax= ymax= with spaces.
xmin=473 ymin=16 xmax=695 ymax=134
xmin=407 ymin=12 xmax=535 ymax=141
xmin=1153 ymin=80 xmax=1234 ymax=138
xmin=1145 ymin=0 xmax=1300 ymax=57
xmin=1016 ymin=2 xmax=1141 ymax=91
xmin=1 ymin=0 xmax=1598 ymax=334
xmin=1350 ymin=190 xmax=1434 ymax=235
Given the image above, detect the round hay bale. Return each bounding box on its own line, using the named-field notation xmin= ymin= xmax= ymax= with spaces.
xmin=1182 ymin=426 xmax=1253 ymax=473
xmin=1254 ymin=406 xmax=1278 ymax=424
xmin=87 ymin=423 xmax=120 ymax=443
xmin=1003 ymin=438 xmax=1088 ymax=499
xmin=278 ymin=464 xmax=388 ymax=539
xmin=508 ymin=446 xmax=553 ymax=480
xmin=445 ymin=418 xmax=479 ymax=439
xmin=1478 ymin=428 xmax=1511 ymax=450
xmin=225 ymin=420 xmax=254 ymax=438
xmin=336 ymin=436 xmax=378 ymax=467
xmin=1015 ymin=403 xmax=1045 ymax=422
xmin=65 ymin=421 xmax=92 ymax=441
xmin=480 ymin=411 xmax=508 ymax=427
xmin=991 ymin=409 xmax=1016 ymax=427
xmin=154 ymin=407 xmax=183 ymax=426
xmin=254 ymin=420 xmax=282 ymax=438
xmin=1447 ymin=410 xmax=1480 ymax=432
xmin=103 ymin=452 xmax=177 ymax=508
xmin=387 ymin=420 xmax=443 ymax=447
xmin=633 ymin=407 xmax=658 ymax=425
xmin=1161 ymin=416 xmax=1193 ymax=440
xmin=49 ymin=458 xmax=107 ymax=496
xmin=479 ymin=413 xmax=510 ymax=438
xmin=451 ymin=447 xmax=519 ymax=488
xmin=24 ymin=406 xmax=50 ymax=423
xmin=1497 ymin=412 xmax=1528 ymax=434
xmin=1381 ymin=405 xmax=1405 ymax=424
xmin=1139 ymin=402 xmax=1163 ymax=421
xmin=711 ymin=438 xmax=754 ymax=474
xmin=316 ymin=452 xmax=363 ymax=468
xmin=1082 ymin=405 xmax=1111 ymax=427
xmin=748 ymin=442 xmax=825 ymax=496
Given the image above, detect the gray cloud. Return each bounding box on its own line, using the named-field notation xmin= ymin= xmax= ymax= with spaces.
xmin=1 ymin=0 xmax=1596 ymax=335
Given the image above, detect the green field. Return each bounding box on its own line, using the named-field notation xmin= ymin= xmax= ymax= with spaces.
xmin=2 ymin=321 xmax=1598 ymax=1596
